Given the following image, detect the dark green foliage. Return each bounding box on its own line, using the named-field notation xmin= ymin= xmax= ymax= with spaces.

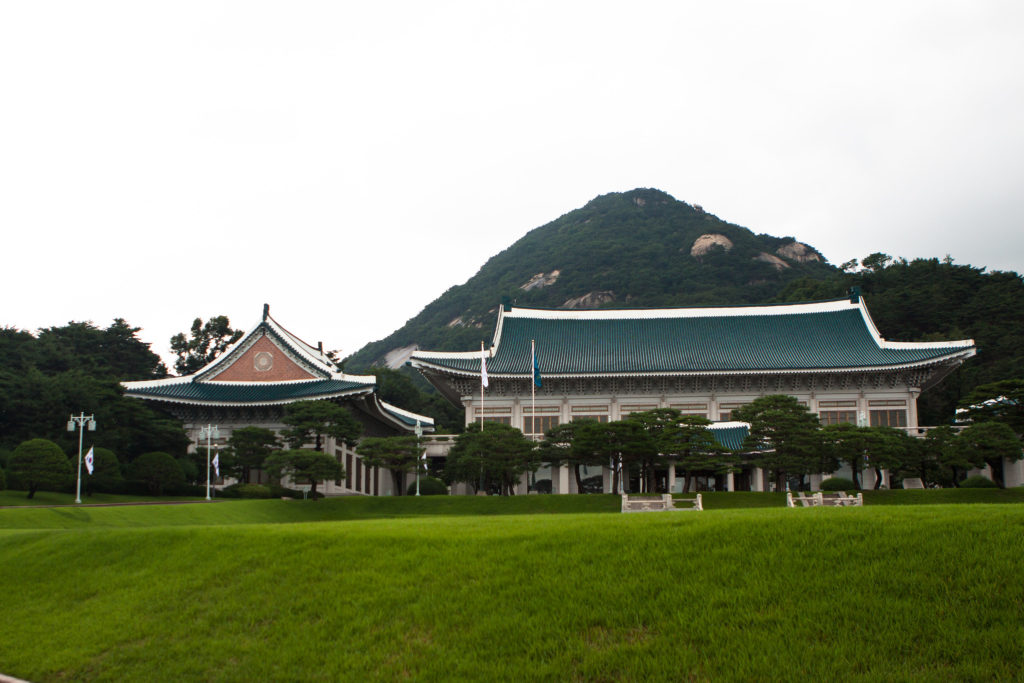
xmin=223 ymin=426 xmax=280 ymax=483
xmin=7 ymin=439 xmax=72 ymax=499
xmin=820 ymin=423 xmax=868 ymax=488
xmin=862 ymin=427 xmax=916 ymax=490
xmin=734 ymin=395 xmax=823 ymax=490
xmin=0 ymin=466 xmax=6 ymax=491
xmin=959 ymin=379 xmax=1024 ymax=435
xmin=128 ymin=452 xmax=186 ymax=496
xmin=820 ymin=477 xmax=857 ymax=491
xmin=357 ymin=436 xmax=422 ymax=496
xmin=263 ymin=449 xmax=343 ymax=500
xmin=177 ymin=456 xmax=200 ymax=485
xmin=0 ymin=321 xmax=188 ymax=457
xmin=537 ymin=421 xmax=609 ymax=493
xmin=281 ymin=400 xmax=362 ymax=451
xmin=407 ymin=476 xmax=448 ymax=496
xmin=169 ymin=315 xmax=243 ymax=376
xmin=569 ymin=419 xmax=655 ymax=494
xmin=443 ymin=422 xmax=537 ymax=495
xmin=220 ymin=483 xmax=273 ymax=499
xmin=345 ymin=189 xmax=836 ymax=371
xmin=955 ymin=421 xmax=1021 ymax=488
xmin=86 ymin=447 xmax=124 ymax=495
xmin=959 ymin=475 xmax=998 ymax=488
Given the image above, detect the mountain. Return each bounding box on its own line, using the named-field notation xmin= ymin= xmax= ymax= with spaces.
xmin=346 ymin=188 xmax=838 ymax=370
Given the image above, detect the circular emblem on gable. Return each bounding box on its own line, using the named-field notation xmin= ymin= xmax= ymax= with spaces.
xmin=254 ymin=351 xmax=274 ymax=372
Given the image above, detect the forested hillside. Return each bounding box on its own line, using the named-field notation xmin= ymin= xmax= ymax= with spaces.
xmin=346 ymin=188 xmax=837 ymax=369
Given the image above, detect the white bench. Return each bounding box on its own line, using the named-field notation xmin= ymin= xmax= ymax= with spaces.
xmin=787 ymin=491 xmax=863 ymax=507
xmin=621 ymin=493 xmax=703 ymax=512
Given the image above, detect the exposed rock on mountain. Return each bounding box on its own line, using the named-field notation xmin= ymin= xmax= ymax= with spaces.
xmin=776 ymin=241 xmax=822 ymax=263
xmin=521 ymin=270 xmax=561 ymax=291
xmin=560 ymin=291 xmax=615 ymax=309
xmin=690 ymin=233 xmax=734 ymax=257
xmin=754 ymin=252 xmax=791 ymax=271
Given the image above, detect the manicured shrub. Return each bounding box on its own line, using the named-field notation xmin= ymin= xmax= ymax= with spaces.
xmin=406 ymin=476 xmax=448 ymax=496
xmin=87 ymin=447 xmax=124 ymax=495
xmin=8 ymin=439 xmax=72 ymax=499
xmin=221 ymin=483 xmax=272 ymax=499
xmin=820 ymin=477 xmax=857 ymax=491
xmin=128 ymin=452 xmax=186 ymax=496
xmin=960 ymin=475 xmax=998 ymax=488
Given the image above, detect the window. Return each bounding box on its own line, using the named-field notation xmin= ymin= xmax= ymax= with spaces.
xmin=475 ymin=406 xmax=512 ymax=426
xmin=718 ymin=403 xmax=747 ymax=422
xmin=524 ymin=415 xmax=561 ymax=436
xmin=571 ymin=415 xmax=609 ymax=423
xmin=870 ymin=410 xmax=907 ymax=427
xmin=621 ymin=404 xmax=658 ymax=416
xmin=819 ymin=410 xmax=857 ymax=425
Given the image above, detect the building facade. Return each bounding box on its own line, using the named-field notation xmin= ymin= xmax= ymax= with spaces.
xmin=410 ymin=293 xmax=977 ymax=493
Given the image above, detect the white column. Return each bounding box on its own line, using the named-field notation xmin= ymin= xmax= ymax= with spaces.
xmin=726 ymin=471 xmax=735 ymax=492
xmin=558 ymin=464 xmax=570 ymax=494
xmin=602 ymin=466 xmax=612 ymax=494
xmin=863 ymin=468 xmax=877 ymax=490
xmin=809 ymin=473 xmax=823 ymax=491
xmin=751 ymin=468 xmax=764 ymax=492
xmin=668 ymin=465 xmax=677 ymax=493
xmin=1003 ymin=458 xmax=1024 ymax=488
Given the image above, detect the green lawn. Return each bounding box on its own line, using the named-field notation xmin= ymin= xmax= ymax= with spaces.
xmin=2 ymin=503 xmax=1023 ymax=681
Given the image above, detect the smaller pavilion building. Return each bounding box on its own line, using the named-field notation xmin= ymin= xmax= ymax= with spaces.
xmin=123 ymin=305 xmax=433 ymax=496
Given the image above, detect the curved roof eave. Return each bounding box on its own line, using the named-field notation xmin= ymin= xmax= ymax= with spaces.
xmin=409 ymin=349 xmax=975 ymax=381
xmin=122 ymin=386 xmax=375 ymax=408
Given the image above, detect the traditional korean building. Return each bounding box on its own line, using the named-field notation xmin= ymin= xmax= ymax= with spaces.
xmin=123 ymin=305 xmax=433 ymax=496
xmin=410 ymin=292 xmax=976 ymax=493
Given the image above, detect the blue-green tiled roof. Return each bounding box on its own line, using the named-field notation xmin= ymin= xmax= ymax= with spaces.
xmin=709 ymin=424 xmax=750 ymax=451
xmin=125 ymin=379 xmax=373 ymax=405
xmin=413 ymin=301 xmax=974 ymax=376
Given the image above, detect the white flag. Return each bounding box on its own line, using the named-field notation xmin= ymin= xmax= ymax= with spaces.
xmin=84 ymin=446 xmax=95 ymax=475
xmin=481 ymin=350 xmax=489 ymax=388
xmin=212 ymin=453 xmax=220 ymax=478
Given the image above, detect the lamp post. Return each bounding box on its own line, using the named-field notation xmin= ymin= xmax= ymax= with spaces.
xmin=414 ymin=420 xmax=423 ymax=496
xmin=198 ymin=424 xmax=219 ymax=501
xmin=67 ymin=412 xmax=96 ymax=504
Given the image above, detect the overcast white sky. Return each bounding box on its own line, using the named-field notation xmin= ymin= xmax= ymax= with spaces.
xmin=2 ymin=1 xmax=1022 ymax=371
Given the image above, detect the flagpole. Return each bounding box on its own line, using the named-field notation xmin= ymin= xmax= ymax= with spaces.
xmin=531 ymin=339 xmax=536 ymax=441
xmin=480 ymin=341 xmax=485 ymax=430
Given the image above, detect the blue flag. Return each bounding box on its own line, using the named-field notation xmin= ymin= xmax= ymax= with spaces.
xmin=533 ymin=352 xmax=542 ymax=388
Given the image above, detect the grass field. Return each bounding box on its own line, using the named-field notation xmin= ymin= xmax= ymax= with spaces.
xmin=2 ymin=499 xmax=1023 ymax=681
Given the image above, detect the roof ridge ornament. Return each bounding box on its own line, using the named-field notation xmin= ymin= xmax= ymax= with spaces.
xmin=849 ymin=286 xmax=861 ymax=304
xmin=263 ymin=303 xmax=270 ymax=321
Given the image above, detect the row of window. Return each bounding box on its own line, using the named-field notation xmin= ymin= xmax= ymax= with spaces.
xmin=482 ymin=409 xmax=909 ymax=433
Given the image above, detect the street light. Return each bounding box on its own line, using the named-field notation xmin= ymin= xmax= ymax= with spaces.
xmin=414 ymin=420 xmax=423 ymax=496
xmin=67 ymin=412 xmax=96 ymax=504
xmin=197 ymin=424 xmax=219 ymax=501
